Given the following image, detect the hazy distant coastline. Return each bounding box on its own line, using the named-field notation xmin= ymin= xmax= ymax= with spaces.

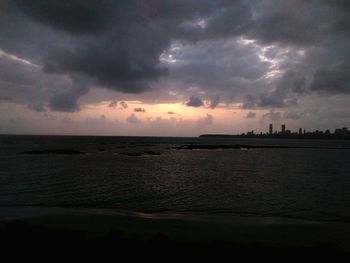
xmin=200 ymin=125 xmax=350 ymax=140
xmin=199 ymin=134 xmax=350 ymax=140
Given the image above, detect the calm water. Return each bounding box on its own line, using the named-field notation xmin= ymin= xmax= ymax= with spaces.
xmin=0 ymin=135 xmax=350 ymax=222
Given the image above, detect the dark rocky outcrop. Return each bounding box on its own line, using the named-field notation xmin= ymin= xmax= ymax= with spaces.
xmin=20 ymin=149 xmax=85 ymax=155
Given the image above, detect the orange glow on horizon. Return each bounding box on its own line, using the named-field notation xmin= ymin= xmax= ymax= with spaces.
xmin=80 ymin=100 xmax=260 ymax=130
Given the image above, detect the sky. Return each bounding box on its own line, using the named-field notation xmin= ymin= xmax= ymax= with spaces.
xmin=0 ymin=0 xmax=350 ymax=136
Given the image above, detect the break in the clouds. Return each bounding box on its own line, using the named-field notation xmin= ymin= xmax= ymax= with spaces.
xmin=0 ymin=0 xmax=350 ymax=134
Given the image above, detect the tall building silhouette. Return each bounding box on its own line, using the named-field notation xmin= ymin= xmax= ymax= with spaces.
xmin=269 ymin=124 xmax=273 ymax=135
xmin=282 ymin=124 xmax=286 ymax=133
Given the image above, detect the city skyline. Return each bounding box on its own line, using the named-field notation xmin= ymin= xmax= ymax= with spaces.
xmin=201 ymin=124 xmax=350 ymax=139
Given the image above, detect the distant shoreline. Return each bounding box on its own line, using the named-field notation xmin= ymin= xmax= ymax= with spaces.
xmin=0 ymin=133 xmax=349 ymax=140
xmin=199 ymin=134 xmax=350 ymax=140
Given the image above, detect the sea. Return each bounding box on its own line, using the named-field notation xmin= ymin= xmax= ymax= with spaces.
xmin=0 ymin=135 xmax=350 ymax=223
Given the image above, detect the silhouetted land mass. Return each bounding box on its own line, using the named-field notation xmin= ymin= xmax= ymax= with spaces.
xmin=19 ymin=149 xmax=163 ymax=156
xmin=144 ymin=151 xmax=162 ymax=155
xmin=175 ymin=144 xmax=350 ymax=150
xmin=120 ymin=151 xmax=162 ymax=157
xmin=120 ymin=152 xmax=143 ymax=157
xmin=200 ymin=127 xmax=350 ymax=140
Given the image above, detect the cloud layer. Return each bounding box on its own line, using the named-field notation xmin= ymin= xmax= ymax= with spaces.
xmin=0 ymin=0 xmax=350 ymax=132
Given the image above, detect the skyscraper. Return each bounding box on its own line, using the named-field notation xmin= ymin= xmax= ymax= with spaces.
xmin=269 ymin=124 xmax=273 ymax=135
xmin=282 ymin=124 xmax=286 ymax=133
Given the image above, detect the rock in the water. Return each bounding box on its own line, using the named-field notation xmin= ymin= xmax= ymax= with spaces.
xmin=20 ymin=149 xmax=85 ymax=155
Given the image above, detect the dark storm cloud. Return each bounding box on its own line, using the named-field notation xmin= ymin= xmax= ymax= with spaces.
xmin=186 ymin=96 xmax=204 ymax=107
xmin=209 ymin=95 xmax=220 ymax=109
xmin=249 ymin=1 xmax=350 ymax=47
xmin=7 ymin=0 xmax=223 ymax=95
xmin=108 ymin=100 xmax=117 ymax=108
xmin=254 ymin=1 xmax=350 ymax=96
xmin=166 ymin=38 xmax=270 ymax=99
xmin=262 ymin=111 xmax=283 ymax=122
xmin=13 ymin=0 xmax=112 ymax=35
xmin=48 ymin=88 xmax=85 ymax=112
xmin=48 ymin=78 xmax=90 ymax=112
xmin=310 ymin=67 xmax=350 ymax=94
xmin=263 ymin=110 xmax=303 ymax=121
xmin=241 ymin=95 xmax=258 ymax=109
xmin=134 ymin=107 xmax=146 ymax=113
xmin=1 ymin=0 xmax=350 ymax=112
xmin=283 ymin=111 xmax=302 ymax=120
xmin=257 ymin=70 xmax=305 ymax=107
xmin=119 ymin=101 xmax=128 ymax=109
xmin=28 ymin=103 xmax=46 ymax=112
xmin=331 ymin=111 xmax=350 ymax=119
xmin=0 ymin=51 xmax=74 ymax=111
xmin=0 ymin=96 xmax=12 ymax=102
xmin=1 ymin=0 xmax=257 ymax=110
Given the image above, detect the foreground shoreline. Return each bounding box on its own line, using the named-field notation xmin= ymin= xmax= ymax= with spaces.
xmin=1 ymin=206 xmax=350 ymax=258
